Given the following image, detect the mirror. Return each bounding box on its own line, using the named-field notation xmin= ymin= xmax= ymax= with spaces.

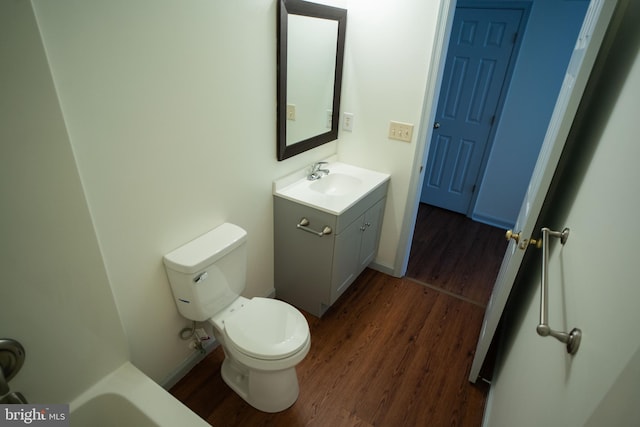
xmin=277 ymin=0 xmax=347 ymax=161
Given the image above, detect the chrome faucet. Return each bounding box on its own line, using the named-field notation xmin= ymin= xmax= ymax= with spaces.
xmin=307 ymin=162 xmax=330 ymax=181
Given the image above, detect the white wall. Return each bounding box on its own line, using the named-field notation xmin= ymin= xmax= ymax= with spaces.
xmin=31 ymin=0 xmax=335 ymax=383
xmin=31 ymin=0 xmax=440 ymax=383
xmin=484 ymin=1 xmax=640 ymax=424
xmin=0 ymin=1 xmax=127 ymax=403
xmin=338 ymin=0 xmax=441 ymax=266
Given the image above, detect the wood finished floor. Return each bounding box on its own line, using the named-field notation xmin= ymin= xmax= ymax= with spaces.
xmin=170 ymin=204 xmax=507 ymax=426
xmin=406 ymin=204 xmax=507 ymax=307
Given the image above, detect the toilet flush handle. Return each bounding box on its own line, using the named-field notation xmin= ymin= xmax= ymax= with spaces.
xmin=193 ymin=271 xmax=209 ymax=283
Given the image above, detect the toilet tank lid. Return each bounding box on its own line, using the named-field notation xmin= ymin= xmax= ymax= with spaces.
xmin=163 ymin=223 xmax=247 ymax=274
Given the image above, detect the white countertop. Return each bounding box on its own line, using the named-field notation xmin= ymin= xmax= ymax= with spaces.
xmin=273 ymin=161 xmax=390 ymax=215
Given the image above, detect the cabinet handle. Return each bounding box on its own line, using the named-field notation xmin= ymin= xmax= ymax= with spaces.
xmin=297 ymin=217 xmax=332 ymax=237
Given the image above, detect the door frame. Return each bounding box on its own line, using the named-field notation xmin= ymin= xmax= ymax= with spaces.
xmin=422 ymin=1 xmax=531 ymax=217
xmin=394 ymin=0 xmax=457 ymax=276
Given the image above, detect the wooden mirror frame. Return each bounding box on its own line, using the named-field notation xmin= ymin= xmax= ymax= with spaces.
xmin=277 ymin=0 xmax=347 ymax=161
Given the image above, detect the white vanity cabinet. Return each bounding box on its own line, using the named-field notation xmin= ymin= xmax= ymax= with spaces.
xmin=274 ymin=182 xmax=388 ymax=317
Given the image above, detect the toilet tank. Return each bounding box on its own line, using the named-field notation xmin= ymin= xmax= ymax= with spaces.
xmin=163 ymin=223 xmax=247 ymax=321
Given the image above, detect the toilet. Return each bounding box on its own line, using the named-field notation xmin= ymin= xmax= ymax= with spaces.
xmin=163 ymin=223 xmax=310 ymax=413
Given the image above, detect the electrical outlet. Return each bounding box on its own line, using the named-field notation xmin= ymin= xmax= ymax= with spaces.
xmin=287 ymin=104 xmax=296 ymax=121
xmin=388 ymin=121 xmax=414 ymax=142
xmin=343 ymin=112 xmax=354 ymax=132
xmin=326 ymin=109 xmax=333 ymax=128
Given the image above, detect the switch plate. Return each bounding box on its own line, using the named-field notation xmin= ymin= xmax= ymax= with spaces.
xmin=287 ymin=104 xmax=296 ymax=121
xmin=388 ymin=121 xmax=414 ymax=142
xmin=343 ymin=112 xmax=354 ymax=132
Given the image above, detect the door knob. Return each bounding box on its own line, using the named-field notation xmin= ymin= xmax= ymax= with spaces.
xmin=433 ymin=122 xmax=440 ymax=129
xmin=505 ymin=229 xmax=520 ymax=243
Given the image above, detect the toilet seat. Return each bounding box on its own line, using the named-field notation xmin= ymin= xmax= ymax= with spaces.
xmin=224 ymin=298 xmax=309 ymax=360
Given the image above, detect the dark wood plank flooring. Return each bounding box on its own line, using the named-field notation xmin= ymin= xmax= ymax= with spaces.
xmin=406 ymin=204 xmax=507 ymax=307
xmin=170 ymin=204 xmax=506 ymax=426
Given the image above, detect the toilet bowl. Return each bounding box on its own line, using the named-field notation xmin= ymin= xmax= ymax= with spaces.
xmin=163 ymin=223 xmax=310 ymax=412
xmin=209 ymin=297 xmax=310 ymax=412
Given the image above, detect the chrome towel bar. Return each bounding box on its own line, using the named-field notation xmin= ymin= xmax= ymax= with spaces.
xmin=536 ymin=227 xmax=581 ymax=355
xmin=296 ymin=217 xmax=332 ymax=237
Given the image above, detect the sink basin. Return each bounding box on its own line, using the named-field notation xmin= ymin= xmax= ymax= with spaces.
xmin=273 ymin=162 xmax=390 ymax=215
xmin=309 ymin=173 xmax=363 ymax=196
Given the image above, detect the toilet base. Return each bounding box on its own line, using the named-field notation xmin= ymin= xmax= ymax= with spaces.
xmin=220 ymin=358 xmax=300 ymax=413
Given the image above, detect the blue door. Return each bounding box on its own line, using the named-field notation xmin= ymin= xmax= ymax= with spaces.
xmin=421 ymin=6 xmax=524 ymax=214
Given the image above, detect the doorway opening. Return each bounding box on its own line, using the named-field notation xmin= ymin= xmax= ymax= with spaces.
xmin=402 ymin=0 xmax=618 ymax=382
xmin=406 ymin=204 xmax=506 ymax=308
xmin=406 ymin=0 xmax=589 ymax=282
xmin=420 ymin=3 xmax=528 ymax=216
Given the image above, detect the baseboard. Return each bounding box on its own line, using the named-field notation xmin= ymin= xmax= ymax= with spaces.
xmin=470 ymin=212 xmax=514 ymax=230
xmin=369 ymin=261 xmax=396 ymax=277
xmin=481 ymin=379 xmax=495 ymax=427
xmin=160 ymin=338 xmax=218 ymax=390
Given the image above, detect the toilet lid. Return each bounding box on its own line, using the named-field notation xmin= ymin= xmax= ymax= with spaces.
xmin=224 ymin=298 xmax=309 ymax=360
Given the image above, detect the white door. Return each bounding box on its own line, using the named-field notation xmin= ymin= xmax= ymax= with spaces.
xmin=484 ymin=1 xmax=640 ymax=423
xmin=468 ymin=0 xmax=619 ymax=382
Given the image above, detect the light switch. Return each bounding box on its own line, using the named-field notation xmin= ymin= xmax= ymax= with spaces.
xmin=388 ymin=121 xmax=414 ymax=142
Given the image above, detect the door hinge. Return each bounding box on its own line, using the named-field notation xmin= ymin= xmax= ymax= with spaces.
xmin=512 ymin=32 xmax=518 ymax=44
xmin=490 ymin=115 xmax=496 ymax=126
xmin=472 ymin=184 xmax=477 ymax=193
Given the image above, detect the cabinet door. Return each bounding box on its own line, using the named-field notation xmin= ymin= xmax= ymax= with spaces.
xmin=358 ymin=198 xmax=385 ymax=271
xmin=330 ymin=216 xmax=362 ymax=304
xmin=274 ymin=197 xmax=336 ymax=316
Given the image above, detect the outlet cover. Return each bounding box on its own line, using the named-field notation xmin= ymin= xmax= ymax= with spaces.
xmin=389 ymin=121 xmax=414 ymax=142
xmin=287 ymin=104 xmax=296 ymax=121
xmin=343 ymin=112 xmax=354 ymax=132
